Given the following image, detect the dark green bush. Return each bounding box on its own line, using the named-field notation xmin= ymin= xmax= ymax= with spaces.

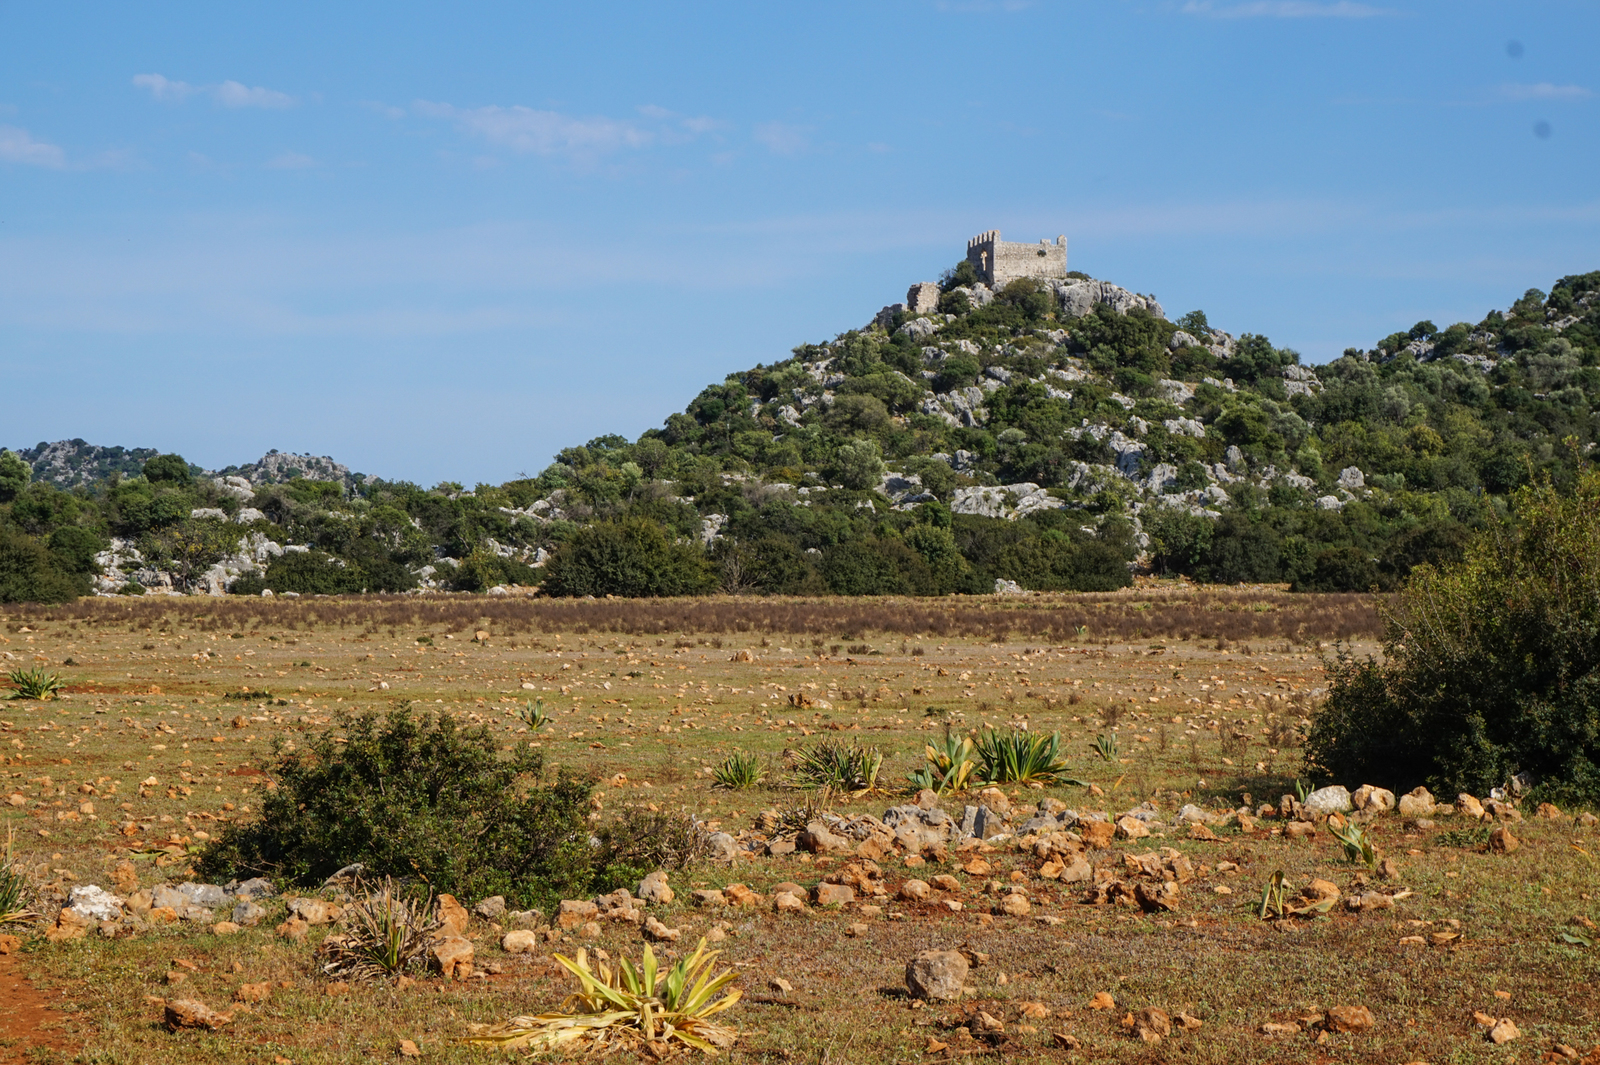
xmin=142 ymin=453 xmax=193 ymax=485
xmin=1304 ymin=470 xmax=1600 ymax=804
xmin=0 ymin=525 xmax=87 ymax=603
xmin=261 ymin=549 xmax=369 ymax=595
xmin=541 ymin=518 xmax=716 ymax=598
xmin=195 ymin=708 xmax=596 ymax=907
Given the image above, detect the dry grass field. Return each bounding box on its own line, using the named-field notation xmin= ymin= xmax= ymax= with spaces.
xmin=1 ymin=587 xmax=1597 ymax=1065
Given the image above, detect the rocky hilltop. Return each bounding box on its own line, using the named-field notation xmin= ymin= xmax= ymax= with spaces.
xmin=2 ymin=254 xmax=1597 ymax=602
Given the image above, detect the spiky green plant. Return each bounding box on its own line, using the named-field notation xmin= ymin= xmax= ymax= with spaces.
xmin=518 ymin=698 xmax=551 ymax=731
xmin=711 ymin=752 xmax=764 ymax=791
xmin=790 ymin=742 xmax=882 ymax=794
xmin=972 ymin=729 xmax=1087 ymax=786
xmin=1258 ymin=869 xmax=1288 ymax=920
xmin=7 ymin=667 xmax=64 ymax=701
xmin=0 ymin=826 xmax=39 ymax=925
xmin=316 ymin=879 xmax=439 ymax=980
xmin=1092 ymin=732 xmax=1119 ymax=762
xmin=1328 ymin=817 xmax=1378 ymax=867
xmin=464 ymin=939 xmax=741 ymax=1055
xmin=906 ymin=730 xmax=978 ymax=794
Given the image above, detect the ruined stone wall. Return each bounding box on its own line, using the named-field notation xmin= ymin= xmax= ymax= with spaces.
xmin=966 ymin=231 xmax=1067 ymax=286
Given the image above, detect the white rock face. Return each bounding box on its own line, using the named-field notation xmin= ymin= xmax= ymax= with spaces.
xmin=1049 ymin=279 xmax=1166 ymax=320
xmin=1302 ymin=785 xmax=1353 ymax=816
xmin=1164 ymin=417 xmax=1206 ymax=439
xmin=1338 ymin=466 xmax=1366 ymax=490
xmin=67 ymin=885 xmax=125 ymax=921
xmin=235 ymin=507 xmax=266 ymax=523
xmin=1157 ymin=379 xmax=1197 ymax=405
xmin=190 ymin=508 xmax=227 ymax=521
xmin=896 ymin=317 xmax=939 ymax=342
xmin=214 ymin=476 xmax=255 ymax=501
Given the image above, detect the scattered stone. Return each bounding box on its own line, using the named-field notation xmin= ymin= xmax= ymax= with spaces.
xmin=691 ymin=889 xmax=727 ymax=908
xmin=1115 ymin=816 xmax=1150 ymax=840
xmin=844 ymin=922 xmax=868 ymax=937
xmin=1284 ymin=821 xmax=1316 ymax=840
xmin=164 ymin=999 xmax=233 ymax=1031
xmin=1375 ymin=857 xmax=1401 ymax=880
xmin=234 ymin=983 xmax=271 ymax=1004
xmin=1578 ymin=812 xmax=1598 ymax=828
xmin=905 ymin=949 xmax=969 ymax=1001
xmin=1303 ymin=786 xmax=1353 ymax=817
xmin=724 ymin=884 xmax=762 ymax=908
xmin=1325 ymin=1005 xmax=1375 ymax=1032
xmin=706 ymin=832 xmax=740 ymax=862
xmin=930 ymin=874 xmax=962 ymax=893
xmin=435 ymin=894 xmax=470 ymax=935
xmin=473 ymin=896 xmax=506 ymax=921
xmin=1351 ymin=786 xmax=1396 ymax=812
xmin=578 ymin=921 xmax=602 ymax=939
xmin=1136 ymin=1007 xmax=1171 ymax=1039
xmin=0 ymin=934 xmax=21 ymax=955
xmin=67 ymin=885 xmax=124 ymax=922
xmin=1488 ymin=1018 xmax=1520 ymax=1044
xmin=798 ymin=822 xmax=853 ymax=855
xmin=502 ymin=930 xmax=542 ymax=954
xmin=1174 ymin=1011 xmax=1203 ymax=1031
xmin=899 ymin=879 xmax=931 ymax=901
xmin=1089 ymin=991 xmax=1116 ymax=1010
xmin=1490 ymin=826 xmax=1520 ymax=854
xmin=398 ymin=1038 xmax=422 ymax=1057
xmin=998 ymin=894 xmax=1031 ymax=917
xmin=768 ymin=977 xmax=794 ymax=994
xmin=1052 ymin=1032 xmax=1081 ymax=1050
xmin=637 ymin=871 xmax=673 ymax=905
xmin=232 ymin=901 xmax=266 ymax=927
xmin=1260 ymin=1022 xmax=1301 ymax=1036
xmin=1536 ymin=803 xmax=1564 ymax=820
xmin=429 ymin=936 xmax=474 ymax=979
xmin=1397 ymin=787 xmax=1435 ymax=820
xmin=287 ymin=898 xmax=340 ymax=926
xmin=1081 ymin=821 xmax=1115 ymax=848
xmin=45 ymin=907 xmax=92 ymax=943
xmin=557 ymin=900 xmax=600 ymax=930
xmin=973 ymin=1011 xmax=1004 ymax=1035
xmin=1303 ymin=879 xmax=1341 ymax=904
xmin=211 ymin=921 xmax=241 ymax=936
xmin=642 ymin=916 xmax=681 ymax=942
xmin=814 ymin=883 xmax=855 ymax=908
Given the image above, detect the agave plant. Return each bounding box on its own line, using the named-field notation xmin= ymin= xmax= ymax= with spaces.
xmin=7 ymin=667 xmax=65 ymax=701
xmin=1092 ymin=732 xmax=1119 ymax=762
xmin=1258 ymin=869 xmax=1288 ymax=920
xmin=790 ymin=742 xmax=882 ymax=794
xmin=0 ymin=827 xmax=40 ymax=925
xmin=1328 ymin=817 xmax=1378 ymax=867
xmin=973 ymin=728 xmax=1086 ymax=786
xmin=316 ymin=878 xmax=439 ymax=981
xmin=711 ymin=751 xmax=764 ymax=791
xmin=465 ymin=939 xmax=741 ymax=1055
xmin=906 ymin=729 xmax=978 ymax=794
xmin=518 ymin=698 xmax=551 ymax=731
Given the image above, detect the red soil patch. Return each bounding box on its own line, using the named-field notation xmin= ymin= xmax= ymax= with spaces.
xmin=0 ymin=949 xmax=75 ymax=1065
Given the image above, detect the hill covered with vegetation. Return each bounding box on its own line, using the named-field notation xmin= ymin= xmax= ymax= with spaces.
xmin=3 ymin=262 xmax=1598 ymax=603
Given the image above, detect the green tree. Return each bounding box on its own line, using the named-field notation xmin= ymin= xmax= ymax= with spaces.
xmin=142 ymin=453 xmax=193 ymax=485
xmin=0 ymin=450 xmax=30 ymax=502
xmin=541 ymin=518 xmax=716 ymax=597
xmin=830 ymin=438 xmax=886 ymax=491
xmin=1305 ymin=467 xmax=1600 ymax=804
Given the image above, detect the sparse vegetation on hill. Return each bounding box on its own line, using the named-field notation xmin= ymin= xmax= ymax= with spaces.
xmin=3 ymin=267 xmax=1599 ymax=601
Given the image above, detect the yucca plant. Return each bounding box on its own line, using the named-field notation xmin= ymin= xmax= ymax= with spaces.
xmin=711 ymin=752 xmax=764 ymax=791
xmin=0 ymin=827 xmax=40 ymax=925
xmin=1092 ymin=732 xmax=1119 ymax=762
xmin=7 ymin=667 xmax=65 ymax=701
xmin=1258 ymin=869 xmax=1288 ymax=920
xmin=973 ymin=729 xmax=1086 ymax=786
xmin=1329 ymin=818 xmax=1378 ymax=867
xmin=790 ymin=742 xmax=882 ymax=794
xmin=465 ymin=939 xmax=742 ymax=1055
xmin=317 ymin=879 xmax=439 ymax=981
xmin=518 ymin=698 xmax=551 ymax=731
xmin=906 ymin=729 xmax=978 ymax=794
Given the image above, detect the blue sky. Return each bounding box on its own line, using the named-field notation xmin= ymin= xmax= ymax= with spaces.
xmin=2 ymin=1 xmax=1595 ymax=486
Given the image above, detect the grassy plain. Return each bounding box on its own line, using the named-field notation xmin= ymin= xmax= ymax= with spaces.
xmin=1 ymin=587 xmax=1597 ymax=1065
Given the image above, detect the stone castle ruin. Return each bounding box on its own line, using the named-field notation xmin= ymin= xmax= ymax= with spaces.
xmin=965 ymin=230 xmax=1068 ymax=286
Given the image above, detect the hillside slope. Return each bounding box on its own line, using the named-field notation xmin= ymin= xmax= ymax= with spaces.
xmin=3 ymin=261 xmax=1597 ymax=601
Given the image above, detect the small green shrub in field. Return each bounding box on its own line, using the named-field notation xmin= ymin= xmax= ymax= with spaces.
xmin=712 ymin=752 xmax=764 ymax=790
xmin=1305 ymin=468 xmax=1600 ymax=804
xmin=317 ymin=878 xmax=438 ymax=981
xmin=7 ymin=666 xmax=65 ymax=701
xmin=791 ymin=742 xmax=882 ymax=794
xmin=518 ymin=698 xmax=551 ymax=731
xmin=1092 ymin=732 xmax=1119 ymax=763
xmin=195 ymin=707 xmax=596 ymax=908
xmin=1328 ymin=818 xmax=1378 ymax=867
xmin=1 ymin=828 xmax=40 ymax=925
xmin=907 ymin=730 xmax=978 ymax=794
xmin=973 ymin=728 xmax=1085 ymax=785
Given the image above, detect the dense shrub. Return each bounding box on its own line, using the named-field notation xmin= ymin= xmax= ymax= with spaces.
xmin=260 ymin=549 xmax=370 ymax=595
xmin=0 ymin=525 xmax=89 ymax=603
xmin=541 ymin=518 xmax=717 ymax=598
xmin=1305 ymin=470 xmax=1600 ymax=804
xmin=195 ymin=708 xmax=597 ymax=907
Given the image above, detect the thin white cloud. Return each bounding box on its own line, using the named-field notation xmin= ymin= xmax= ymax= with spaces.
xmin=753 ymin=121 xmax=809 ymax=155
xmin=1500 ymin=82 xmax=1593 ymax=102
xmin=134 ymin=73 xmax=295 ymax=109
xmin=0 ymin=125 xmax=65 ymax=168
xmin=1182 ymin=1 xmax=1394 ymax=17
xmin=132 ymin=73 xmax=198 ymax=101
xmin=415 ymin=101 xmax=650 ymax=160
xmin=266 ymin=151 xmax=316 ymax=170
xmin=214 ymin=80 xmax=295 ymax=109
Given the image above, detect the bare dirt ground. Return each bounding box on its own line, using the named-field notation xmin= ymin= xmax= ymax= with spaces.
xmin=1 ymin=588 xmax=1597 ymax=1064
